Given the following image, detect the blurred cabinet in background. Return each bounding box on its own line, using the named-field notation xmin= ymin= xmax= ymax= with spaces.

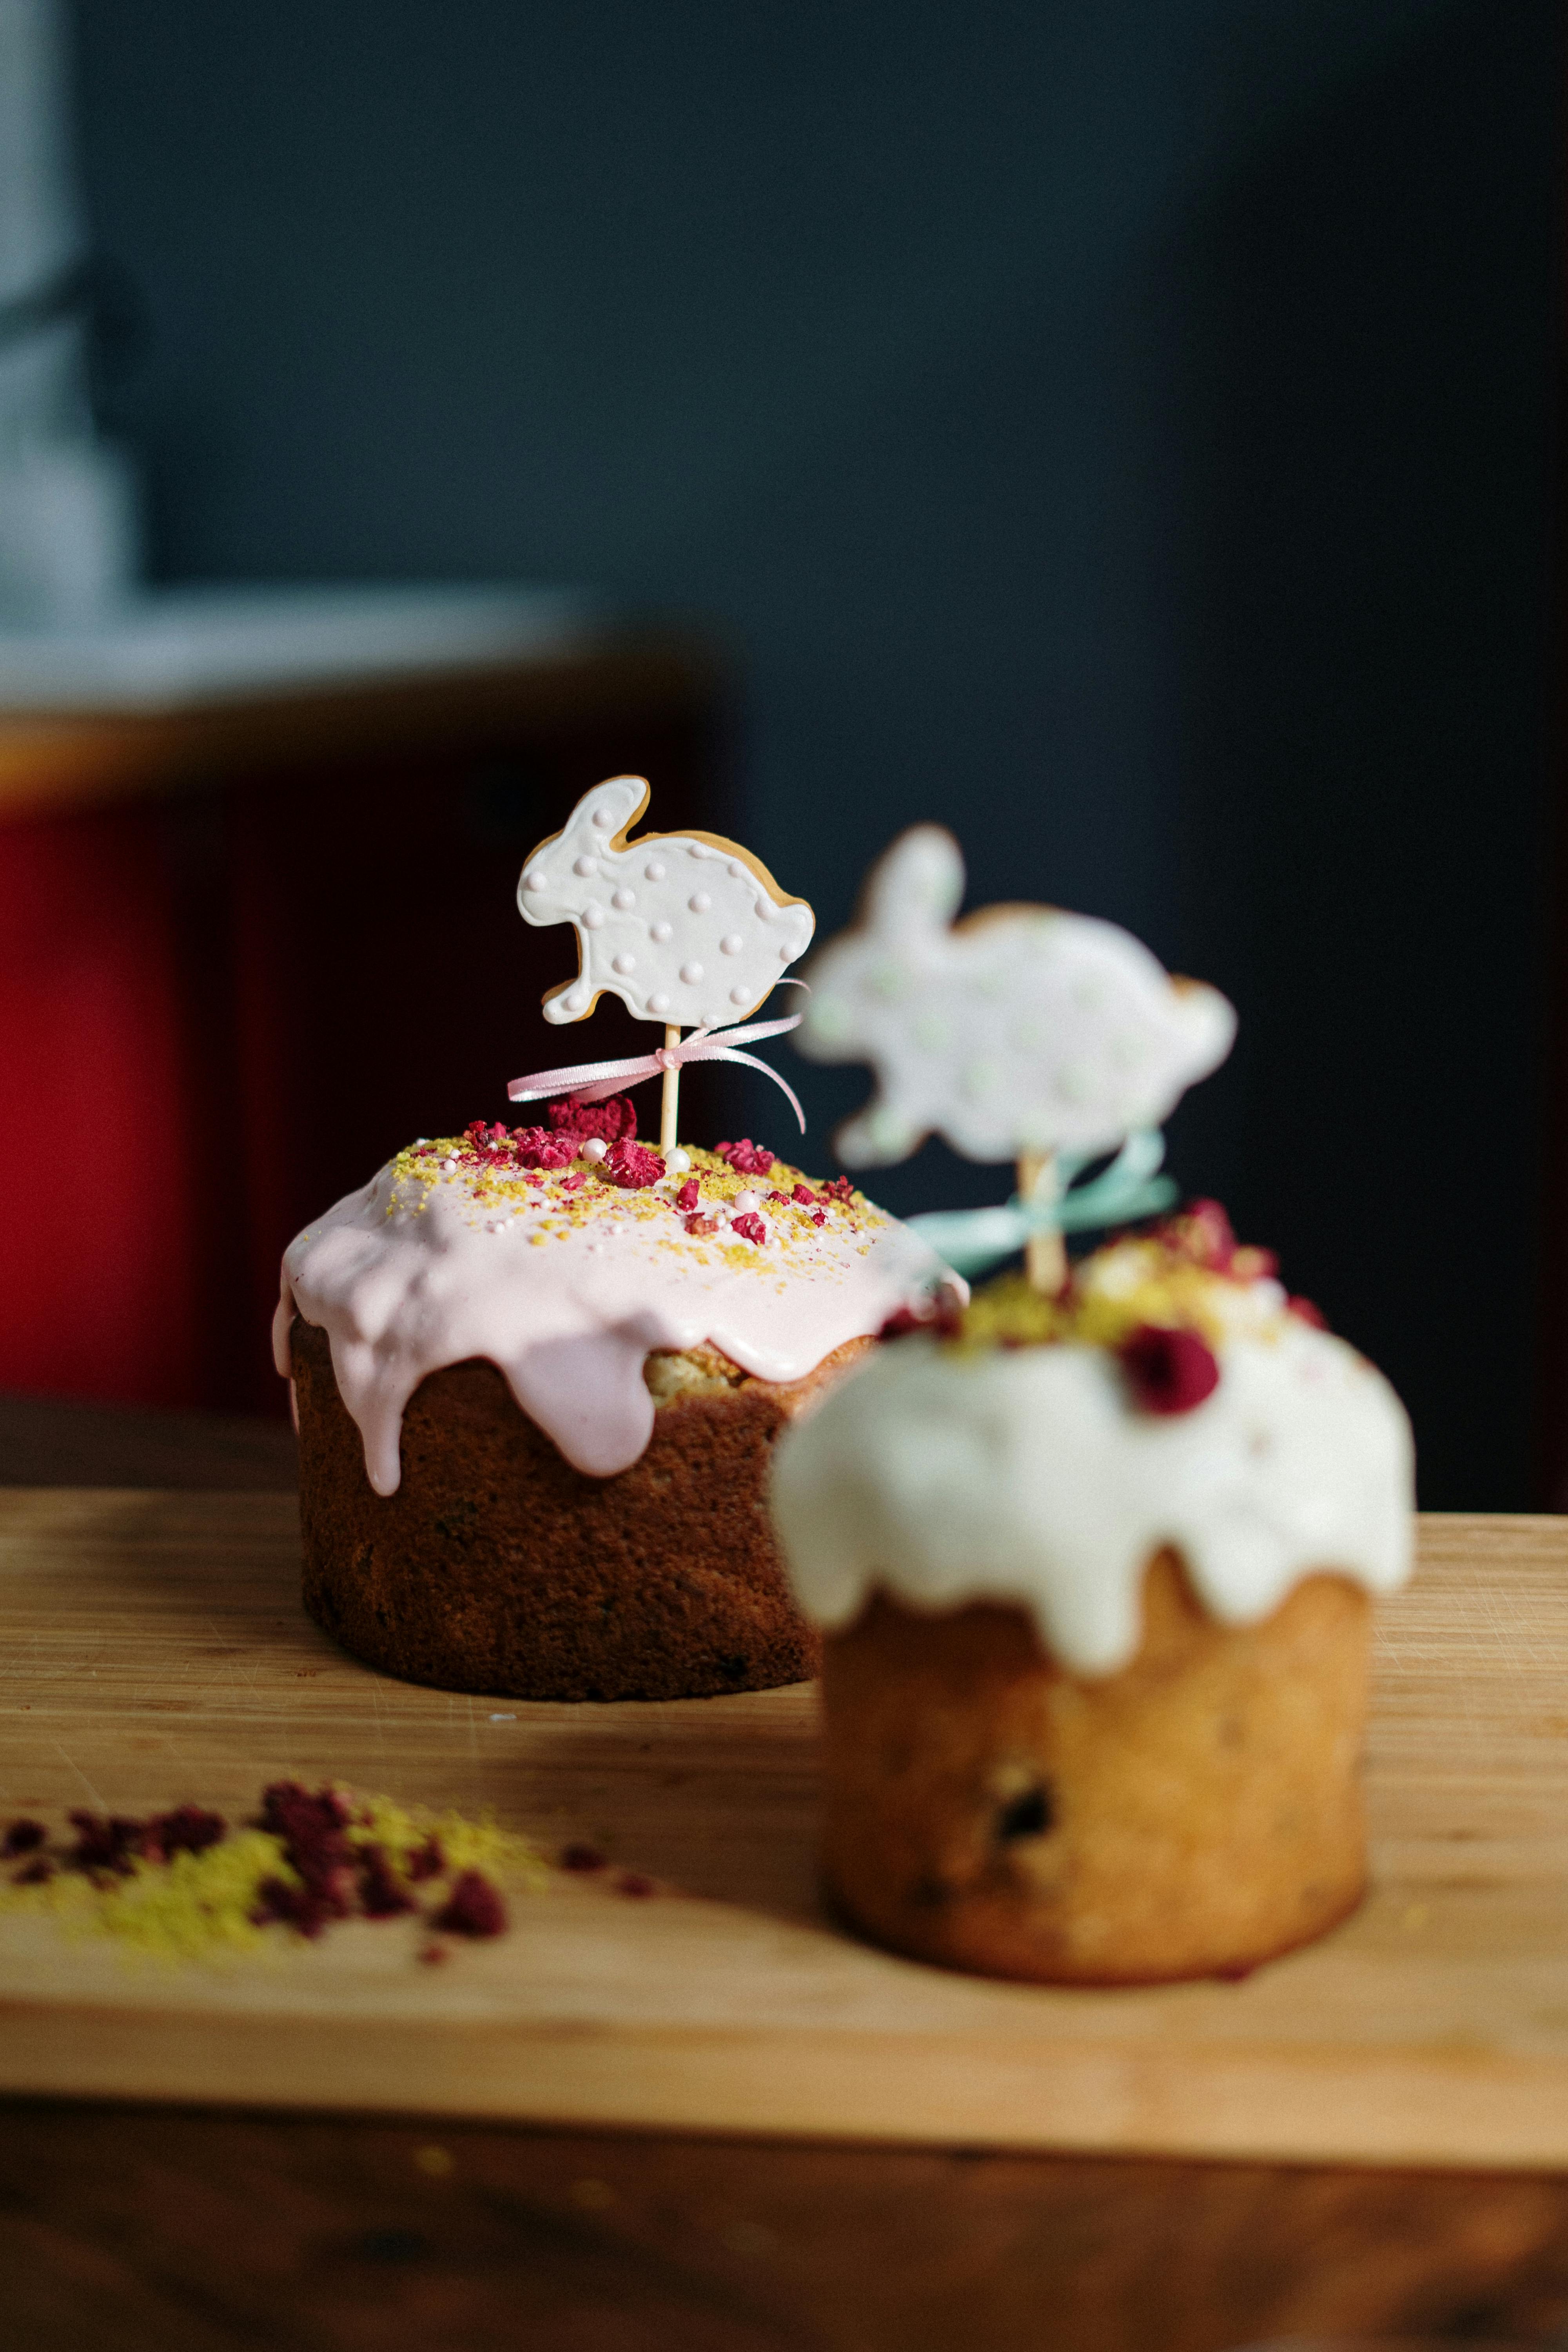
xmin=0 ymin=622 xmax=728 ymax=1416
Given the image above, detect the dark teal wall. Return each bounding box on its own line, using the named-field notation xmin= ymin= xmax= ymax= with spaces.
xmin=73 ymin=1 xmax=1561 ymax=1503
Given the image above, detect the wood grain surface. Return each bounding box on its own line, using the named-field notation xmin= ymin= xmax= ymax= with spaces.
xmin=1 ymin=1495 xmax=1566 ymax=2171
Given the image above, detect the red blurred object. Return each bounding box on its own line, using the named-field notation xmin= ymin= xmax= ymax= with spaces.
xmin=0 ymin=640 xmax=726 ymax=1415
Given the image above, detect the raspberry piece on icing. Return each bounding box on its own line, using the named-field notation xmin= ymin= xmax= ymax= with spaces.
xmin=1175 ymin=1198 xmax=1236 ymax=1269
xmin=546 ymin=1093 xmax=637 ymax=1143
xmin=1288 ymin=1294 xmax=1327 ymax=1328
xmin=819 ymin=1175 xmax=855 ymax=1203
xmin=731 ymin=1211 xmax=768 ymax=1245
xmin=715 ymin=1139 xmax=776 ymax=1176
xmin=1118 ymin=1324 xmax=1220 ymax=1416
xmin=685 ymin=1214 xmax=719 ymax=1236
xmin=602 ymin=1139 xmax=666 ymax=1189
xmin=511 ymin=1125 xmax=578 ymax=1171
xmin=791 ymin=1184 xmax=815 ymax=1206
xmin=433 ymin=1869 xmax=508 ymax=1938
xmin=675 ymin=1177 xmax=700 ymax=1212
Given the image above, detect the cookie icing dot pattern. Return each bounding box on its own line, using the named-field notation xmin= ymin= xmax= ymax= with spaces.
xmin=518 ymin=775 xmax=817 ymax=1028
xmin=799 ymin=824 xmax=1237 ymax=1165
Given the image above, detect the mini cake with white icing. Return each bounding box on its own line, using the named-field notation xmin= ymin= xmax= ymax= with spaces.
xmin=771 ymin=1202 xmax=1416 ymax=1984
xmin=278 ymin=1099 xmax=932 ymax=1702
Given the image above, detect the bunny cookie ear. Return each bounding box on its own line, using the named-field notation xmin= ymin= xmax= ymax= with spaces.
xmin=860 ymin=824 xmax=966 ymax=938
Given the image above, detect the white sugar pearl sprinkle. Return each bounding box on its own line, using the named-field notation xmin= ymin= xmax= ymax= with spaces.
xmin=688 ymin=891 xmax=711 ymax=913
xmin=727 ymin=859 xmax=746 ymax=878
xmin=566 ymin=987 xmax=588 ymax=1011
xmin=612 ymin=888 xmax=635 ymax=910
xmin=573 ymin=855 xmax=597 ymax=877
xmin=591 ymin=806 xmax=616 ymax=829
xmin=729 ymin=985 xmax=750 ymax=1005
xmin=581 ymin=1137 xmax=608 ymax=1162
xmin=581 ymin=905 xmax=604 ymax=929
xmin=680 ymin=961 xmax=704 ymax=983
xmin=612 ymin=951 xmax=636 ymax=975
xmin=644 ymin=858 xmax=666 ymax=880
xmin=734 ymin=1189 xmax=761 ymax=1212
xmin=651 ymin=919 xmax=672 ymax=942
xmin=720 ymin=933 xmax=743 ymax=955
xmin=524 ymin=870 xmax=548 ymax=893
xmin=667 ymin=1148 xmax=691 ymax=1172
xmin=650 ymin=991 xmax=670 ymax=1012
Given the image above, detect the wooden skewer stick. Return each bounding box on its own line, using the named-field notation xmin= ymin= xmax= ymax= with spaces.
xmin=1017 ymin=1151 xmax=1067 ymax=1296
xmin=660 ymin=1026 xmax=682 ymax=1155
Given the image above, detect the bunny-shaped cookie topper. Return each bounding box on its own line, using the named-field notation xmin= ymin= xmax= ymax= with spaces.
xmin=518 ymin=775 xmax=815 ymax=1030
xmin=509 ymin=775 xmax=817 ymax=1152
xmin=799 ymin=826 xmax=1235 ymax=1168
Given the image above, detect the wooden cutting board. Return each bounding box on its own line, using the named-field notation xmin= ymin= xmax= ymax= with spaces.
xmin=1 ymin=1492 xmax=1566 ymax=2169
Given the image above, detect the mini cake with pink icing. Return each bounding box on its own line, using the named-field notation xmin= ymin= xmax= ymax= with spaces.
xmin=277 ymin=1096 xmax=931 ymax=1701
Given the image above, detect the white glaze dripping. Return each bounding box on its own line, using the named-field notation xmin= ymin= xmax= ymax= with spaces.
xmin=769 ymin=1320 xmax=1414 ymax=1676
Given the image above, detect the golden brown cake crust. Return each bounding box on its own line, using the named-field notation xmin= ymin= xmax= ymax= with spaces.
xmin=818 ymin=1551 xmax=1371 ymax=1985
xmin=291 ymin=1316 xmax=869 ymax=1702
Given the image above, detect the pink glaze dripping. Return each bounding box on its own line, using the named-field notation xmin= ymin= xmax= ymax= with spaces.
xmin=274 ymin=1151 xmax=936 ymax=1492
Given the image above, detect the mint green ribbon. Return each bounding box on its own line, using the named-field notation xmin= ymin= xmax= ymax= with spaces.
xmin=904 ymin=1129 xmax=1177 ymax=1279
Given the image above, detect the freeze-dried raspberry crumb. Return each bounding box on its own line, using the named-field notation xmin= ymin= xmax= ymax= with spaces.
xmin=559 ymin=1171 xmax=587 ymax=1192
xmin=257 ymin=1782 xmax=356 ymax=1919
xmin=731 ymin=1212 xmax=767 ymax=1245
xmin=768 ymin=1190 xmax=792 ymax=1206
xmin=1118 ymin=1324 xmax=1220 ymax=1416
xmin=148 ymin=1805 xmax=225 ymax=1860
xmin=685 ymin=1214 xmax=719 ymax=1237
xmin=810 ymin=1209 xmax=826 ymax=1227
xmin=13 ymin=1857 xmax=53 ymax=1886
xmin=819 ymin=1176 xmax=854 ymax=1203
xmin=715 ymin=1139 xmax=776 ymax=1176
xmin=433 ymin=1870 xmax=507 ymax=1938
xmin=250 ymin=1875 xmax=337 ymax=1940
xmin=405 ymin=1835 xmax=445 ymax=1882
xmin=1288 ymin=1294 xmax=1327 ymax=1328
xmin=357 ymin=1844 xmax=416 ymax=1918
xmin=1 ymin=1819 xmax=45 ymax=1858
xmin=65 ymin=1811 xmax=145 ymax=1876
xmin=601 ymin=1139 xmax=665 ymax=1189
xmin=560 ymin=1843 xmax=607 ymax=1873
xmin=546 ymin=1093 xmax=637 ymax=1143
xmin=675 ymin=1177 xmax=700 ymax=1212
xmin=615 ymin=1872 xmax=657 ymax=1899
xmin=511 ymin=1125 xmax=578 ymax=1171
xmin=791 ymin=1185 xmax=815 ymax=1206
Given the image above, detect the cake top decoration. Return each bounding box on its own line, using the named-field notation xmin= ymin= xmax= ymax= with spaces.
xmin=799 ymin=825 xmax=1234 ymax=1166
xmin=798 ymin=824 xmax=1236 ymax=1288
xmin=517 ymin=774 xmax=815 ymax=1031
xmin=510 ymin=774 xmax=816 ymax=1150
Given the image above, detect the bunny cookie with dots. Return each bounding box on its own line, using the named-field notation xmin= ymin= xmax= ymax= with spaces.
xmin=799 ymin=824 xmax=1235 ymax=1166
xmin=518 ymin=775 xmax=815 ymax=1030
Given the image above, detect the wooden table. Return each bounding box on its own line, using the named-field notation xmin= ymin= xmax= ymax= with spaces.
xmin=5 ymin=1392 xmax=1568 ymax=2352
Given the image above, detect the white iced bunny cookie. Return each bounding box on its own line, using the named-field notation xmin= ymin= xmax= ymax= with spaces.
xmin=799 ymin=825 xmax=1236 ymax=1165
xmin=518 ymin=775 xmax=816 ymax=1031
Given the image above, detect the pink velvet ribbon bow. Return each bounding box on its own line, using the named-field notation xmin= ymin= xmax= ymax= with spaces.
xmin=507 ymin=1011 xmax=807 ymax=1131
